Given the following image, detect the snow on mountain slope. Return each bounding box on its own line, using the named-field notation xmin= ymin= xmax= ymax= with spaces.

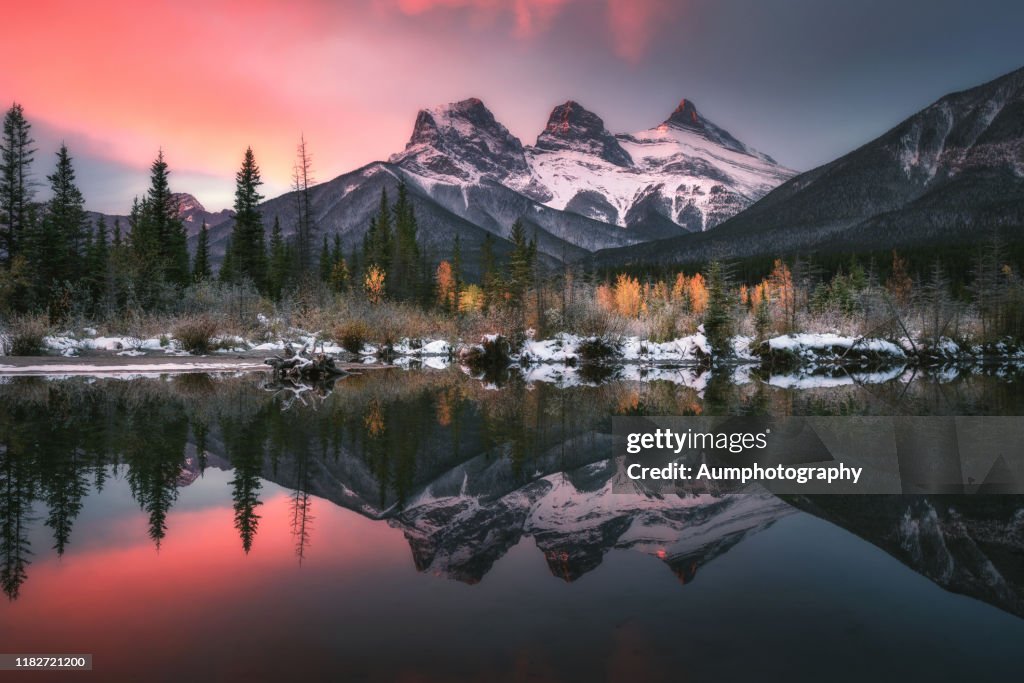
xmin=526 ymin=100 xmax=795 ymax=232
xmin=391 ymin=97 xmax=794 ymax=246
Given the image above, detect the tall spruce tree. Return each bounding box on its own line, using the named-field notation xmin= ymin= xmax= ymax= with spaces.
xmin=390 ymin=182 xmax=421 ymax=301
xmin=192 ymin=221 xmax=211 ymax=282
xmin=267 ymin=216 xmax=289 ymax=300
xmin=87 ymin=215 xmax=112 ymax=314
xmin=148 ymin=150 xmax=189 ymax=286
xmin=39 ymin=144 xmax=90 ymax=288
xmin=226 ymin=147 xmax=267 ymax=290
xmin=0 ymin=103 xmax=36 ymax=267
xmin=319 ymin=235 xmax=331 ymax=282
xmin=362 ymin=188 xmax=392 ymax=273
xmin=480 ymin=232 xmax=500 ymax=308
xmin=506 ymin=218 xmax=536 ymax=303
xmin=130 ymin=151 xmax=190 ymax=302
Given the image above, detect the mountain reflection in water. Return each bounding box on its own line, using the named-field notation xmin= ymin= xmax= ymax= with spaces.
xmin=1 ymin=367 xmax=1022 ymax=682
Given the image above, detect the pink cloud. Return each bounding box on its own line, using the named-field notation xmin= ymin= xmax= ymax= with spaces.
xmin=392 ymin=0 xmax=671 ymax=53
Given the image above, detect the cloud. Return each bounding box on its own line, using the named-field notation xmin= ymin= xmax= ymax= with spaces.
xmin=606 ymin=0 xmax=674 ymax=63
xmin=392 ymin=0 xmax=670 ymax=55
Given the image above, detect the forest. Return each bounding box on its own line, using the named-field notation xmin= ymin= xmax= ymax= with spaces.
xmin=2 ymin=102 xmax=1024 ymax=361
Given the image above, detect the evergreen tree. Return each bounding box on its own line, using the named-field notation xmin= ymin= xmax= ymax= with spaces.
xmin=703 ymin=260 xmax=735 ymax=360
xmin=192 ymin=221 xmax=211 ymax=282
xmin=148 ymin=150 xmax=190 ymax=286
xmin=319 ymin=235 xmax=331 ymax=282
xmin=362 ymin=188 xmax=393 ymax=272
xmin=219 ymin=237 xmax=235 ymax=283
xmin=0 ymin=103 xmax=35 ymax=267
xmin=28 ymin=144 xmax=90 ymax=316
xmin=129 ymin=151 xmax=190 ymax=303
xmin=480 ymin=232 xmax=500 ymax=308
xmin=506 ymin=218 xmax=536 ymax=303
xmin=390 ymin=182 xmax=420 ymax=301
xmin=87 ymin=215 xmax=111 ymax=312
xmin=226 ymin=147 xmax=267 ymax=290
xmin=267 ymin=216 xmax=289 ymax=300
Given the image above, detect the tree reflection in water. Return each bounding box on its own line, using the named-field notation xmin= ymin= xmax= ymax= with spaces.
xmin=0 ymin=366 xmax=1022 ymax=616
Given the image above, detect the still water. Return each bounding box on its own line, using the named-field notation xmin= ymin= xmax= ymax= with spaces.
xmin=1 ymin=366 xmax=1023 ymax=682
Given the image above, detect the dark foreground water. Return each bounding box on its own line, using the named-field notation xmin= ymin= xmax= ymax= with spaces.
xmin=1 ymin=366 xmax=1023 ymax=682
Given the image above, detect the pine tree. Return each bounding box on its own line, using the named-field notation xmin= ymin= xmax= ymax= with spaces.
xmin=130 ymin=150 xmax=190 ymax=302
xmin=219 ymin=237 xmax=235 ymax=283
xmin=390 ymin=182 xmax=420 ymax=301
xmin=29 ymin=144 xmax=90 ymax=314
xmin=702 ymin=260 xmax=735 ymax=360
xmin=480 ymin=232 xmax=500 ymax=308
xmin=147 ymin=150 xmax=189 ymax=286
xmin=226 ymin=147 xmax=267 ymax=290
xmin=267 ymin=216 xmax=289 ymax=300
xmin=0 ymin=103 xmax=35 ymax=268
xmin=319 ymin=235 xmax=331 ymax=282
xmin=87 ymin=215 xmax=111 ymax=312
xmin=506 ymin=218 xmax=536 ymax=303
xmin=363 ymin=188 xmax=392 ymax=272
xmin=192 ymin=221 xmax=211 ymax=282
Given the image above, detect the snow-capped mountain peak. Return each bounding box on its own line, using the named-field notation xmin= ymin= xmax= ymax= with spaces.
xmin=534 ymin=101 xmax=632 ymax=167
xmin=388 ymin=94 xmax=794 ymax=244
xmin=392 ymin=97 xmax=529 ymax=182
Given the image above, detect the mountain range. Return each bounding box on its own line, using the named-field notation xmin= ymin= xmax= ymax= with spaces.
xmin=172 ymin=95 xmax=794 ymax=273
xmin=96 ymin=64 xmax=1023 ymax=273
xmin=594 ymin=65 xmax=1024 ymax=267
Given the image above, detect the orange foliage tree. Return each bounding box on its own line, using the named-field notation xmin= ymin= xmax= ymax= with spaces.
xmin=364 ymin=266 xmax=386 ymax=304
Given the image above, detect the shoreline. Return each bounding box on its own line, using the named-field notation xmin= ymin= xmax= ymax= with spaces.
xmin=0 ymin=353 xmax=390 ymax=376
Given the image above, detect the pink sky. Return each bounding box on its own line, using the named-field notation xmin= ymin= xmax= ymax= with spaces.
xmin=2 ymin=0 xmax=1021 ymax=212
xmin=0 ymin=0 xmax=681 ymax=210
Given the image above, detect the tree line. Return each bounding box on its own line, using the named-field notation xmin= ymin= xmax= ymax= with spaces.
xmin=0 ymin=102 xmax=545 ymax=324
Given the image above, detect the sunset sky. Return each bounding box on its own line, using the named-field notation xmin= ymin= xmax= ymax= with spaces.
xmin=2 ymin=0 xmax=1022 ymax=213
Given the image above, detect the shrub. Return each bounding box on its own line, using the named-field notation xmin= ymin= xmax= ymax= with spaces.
xmin=335 ymin=320 xmax=372 ymax=354
xmin=174 ymin=316 xmax=218 ymax=354
xmin=577 ymin=337 xmax=620 ymax=363
xmin=2 ymin=314 xmax=49 ymax=356
xmin=461 ymin=335 xmax=512 ymax=377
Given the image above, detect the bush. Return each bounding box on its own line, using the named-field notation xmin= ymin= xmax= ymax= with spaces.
xmin=174 ymin=316 xmax=218 ymax=354
xmin=335 ymin=320 xmax=372 ymax=354
xmin=2 ymin=314 xmax=49 ymax=356
xmin=577 ymin=337 xmax=620 ymax=363
xmin=461 ymin=335 xmax=512 ymax=377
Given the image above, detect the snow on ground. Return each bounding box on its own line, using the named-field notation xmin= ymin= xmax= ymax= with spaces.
xmin=767 ymin=333 xmax=905 ymax=357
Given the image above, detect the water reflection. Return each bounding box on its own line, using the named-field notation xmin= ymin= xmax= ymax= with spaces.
xmin=0 ymin=367 xmax=1022 ymax=623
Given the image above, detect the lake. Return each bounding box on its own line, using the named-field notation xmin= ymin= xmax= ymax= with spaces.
xmin=1 ymin=365 xmax=1022 ymax=682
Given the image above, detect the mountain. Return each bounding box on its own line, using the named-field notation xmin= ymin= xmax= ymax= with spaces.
xmin=525 ymin=99 xmax=793 ymax=235
xmin=173 ymin=193 xmax=233 ymax=237
xmin=187 ymin=96 xmax=791 ymax=270
xmin=593 ymin=65 xmax=1024 ymax=267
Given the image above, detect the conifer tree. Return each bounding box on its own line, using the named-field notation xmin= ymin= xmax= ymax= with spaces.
xmin=0 ymin=103 xmax=35 ymax=267
xmin=703 ymin=260 xmax=735 ymax=360
xmin=226 ymin=147 xmax=267 ymax=290
xmin=267 ymin=216 xmax=289 ymax=300
xmin=35 ymin=145 xmax=88 ymax=288
xmin=319 ymin=235 xmax=332 ymax=282
xmin=87 ymin=215 xmax=111 ymax=312
xmin=363 ymin=188 xmax=393 ymax=273
xmin=480 ymin=232 xmax=500 ymax=308
xmin=192 ymin=221 xmax=211 ymax=282
xmin=390 ymin=182 xmax=421 ymax=301
xmin=147 ymin=150 xmax=189 ymax=286
xmin=507 ymin=218 xmax=536 ymax=302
